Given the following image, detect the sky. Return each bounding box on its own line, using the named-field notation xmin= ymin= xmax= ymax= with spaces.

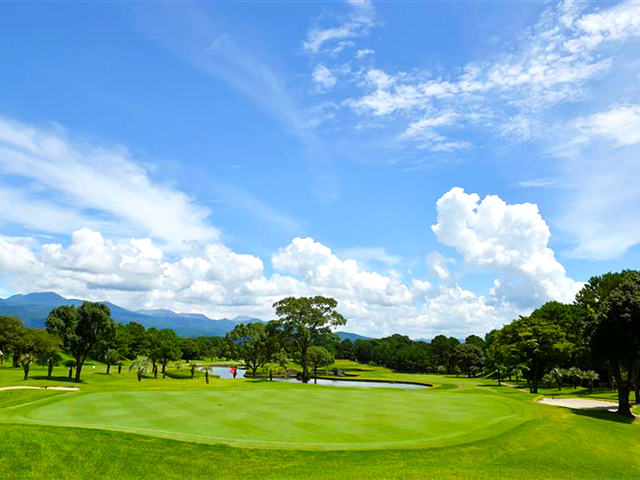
xmin=0 ymin=0 xmax=639 ymax=339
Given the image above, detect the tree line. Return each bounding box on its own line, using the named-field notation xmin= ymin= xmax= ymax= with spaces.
xmin=1 ymin=270 xmax=638 ymax=417
xmin=0 ymin=295 xmax=346 ymax=384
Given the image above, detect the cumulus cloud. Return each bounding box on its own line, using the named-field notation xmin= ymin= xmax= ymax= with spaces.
xmin=432 ymin=187 xmax=581 ymax=307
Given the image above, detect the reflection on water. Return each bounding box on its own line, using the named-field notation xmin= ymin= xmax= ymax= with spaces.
xmin=206 ymin=366 xmax=246 ymax=379
xmin=272 ymin=377 xmax=429 ymax=389
xmin=204 ymin=366 xmax=429 ymax=388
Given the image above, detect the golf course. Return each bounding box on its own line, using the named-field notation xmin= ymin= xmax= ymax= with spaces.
xmin=1 ymin=359 xmax=639 ymax=479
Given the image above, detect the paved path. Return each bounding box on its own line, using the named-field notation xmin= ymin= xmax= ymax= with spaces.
xmin=0 ymin=386 xmax=79 ymax=391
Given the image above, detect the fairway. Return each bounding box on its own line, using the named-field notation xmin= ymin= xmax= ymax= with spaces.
xmin=6 ymin=383 xmax=528 ymax=449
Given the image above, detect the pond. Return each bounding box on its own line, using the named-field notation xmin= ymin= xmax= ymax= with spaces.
xmin=204 ymin=366 xmax=429 ymax=388
xmin=272 ymin=378 xmax=429 ymax=389
xmin=205 ymin=366 xmax=246 ymax=379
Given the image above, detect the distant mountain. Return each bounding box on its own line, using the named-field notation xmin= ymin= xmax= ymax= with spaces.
xmin=336 ymin=331 xmax=371 ymax=341
xmin=0 ymin=292 xmax=368 ymax=339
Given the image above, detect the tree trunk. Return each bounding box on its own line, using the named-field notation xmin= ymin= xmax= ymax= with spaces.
xmin=301 ymin=344 xmax=309 ymax=383
xmin=191 ymin=366 xmax=195 ymax=379
xmin=162 ymin=364 xmax=166 ymax=378
xmin=68 ymin=367 xmax=73 ymax=379
xmin=23 ymin=364 xmax=29 ymax=380
xmin=269 ymin=371 xmax=273 ymax=381
xmin=48 ymin=359 xmax=53 ymax=379
xmin=613 ymin=363 xmax=633 ymax=417
xmin=205 ymin=371 xmax=209 ymax=384
xmin=635 ymin=387 xmax=640 ymax=405
xmin=107 ymin=364 xmax=111 ymax=374
xmin=13 ymin=351 xmax=20 ymax=368
xmin=137 ymin=372 xmax=142 ymax=382
xmin=118 ymin=365 xmax=122 ymax=374
xmin=74 ymin=362 xmax=83 ymax=383
xmin=314 ymin=367 xmax=318 ymax=384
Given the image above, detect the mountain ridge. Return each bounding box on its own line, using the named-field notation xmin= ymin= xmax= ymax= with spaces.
xmin=0 ymin=291 xmax=370 ymax=340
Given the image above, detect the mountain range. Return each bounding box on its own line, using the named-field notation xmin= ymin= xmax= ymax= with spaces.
xmin=0 ymin=292 xmax=370 ymax=340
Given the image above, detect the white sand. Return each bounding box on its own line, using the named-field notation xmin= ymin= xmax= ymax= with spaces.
xmin=0 ymin=386 xmax=79 ymax=391
xmin=538 ymin=397 xmax=618 ymax=411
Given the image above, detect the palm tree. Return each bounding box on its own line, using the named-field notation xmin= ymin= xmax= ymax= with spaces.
xmin=64 ymin=359 xmax=76 ymax=379
xmin=550 ymin=367 xmax=564 ymax=390
xmin=496 ymin=364 xmax=507 ymax=386
xmin=38 ymin=351 xmax=62 ymax=379
xmin=542 ymin=373 xmax=552 ymax=389
xmin=568 ymin=367 xmax=583 ymax=389
xmin=103 ymin=349 xmax=120 ymax=374
xmin=19 ymin=353 xmax=37 ymax=380
xmin=582 ymin=370 xmax=599 ymax=394
xmin=129 ymin=356 xmax=150 ymax=381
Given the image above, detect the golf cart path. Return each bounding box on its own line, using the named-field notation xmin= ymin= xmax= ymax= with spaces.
xmin=0 ymin=386 xmax=79 ymax=391
xmin=538 ymin=397 xmax=617 ymax=411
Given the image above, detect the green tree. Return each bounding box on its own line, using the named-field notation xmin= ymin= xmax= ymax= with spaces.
xmin=273 ymin=296 xmax=346 ymax=383
xmin=129 ymin=356 xmax=150 ymax=381
xmin=0 ymin=316 xmax=27 ymax=366
xmin=226 ymin=322 xmax=278 ymax=377
xmin=549 ymin=367 xmax=564 ymax=390
xmin=455 ymin=344 xmax=485 ymax=377
xmin=64 ymin=360 xmax=76 ymax=379
xmin=262 ymin=351 xmax=290 ymax=381
xmin=103 ymin=349 xmax=120 ymax=374
xmin=148 ymin=329 xmax=182 ymax=378
xmin=307 ymin=346 xmax=334 ymax=383
xmin=582 ymin=370 xmax=599 ymax=394
xmin=46 ymin=302 xmax=116 ymax=382
xmin=587 ymin=272 xmax=640 ymax=417
xmin=19 ymin=353 xmax=37 ymax=380
xmin=180 ymin=339 xmax=201 ymax=362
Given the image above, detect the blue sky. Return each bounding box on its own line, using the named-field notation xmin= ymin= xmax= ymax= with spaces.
xmin=0 ymin=1 xmax=639 ymax=338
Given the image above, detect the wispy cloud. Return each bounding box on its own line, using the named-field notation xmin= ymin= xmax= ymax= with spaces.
xmin=303 ymin=0 xmax=376 ymax=55
xmin=0 ymin=117 xmax=219 ymax=250
xmin=129 ymin=3 xmax=340 ymax=201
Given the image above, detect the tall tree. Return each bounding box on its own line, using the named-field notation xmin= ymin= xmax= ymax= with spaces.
xmin=587 ymin=272 xmax=640 ymax=417
xmin=46 ymin=302 xmax=116 ymax=382
xmin=273 ymin=296 xmax=346 ymax=383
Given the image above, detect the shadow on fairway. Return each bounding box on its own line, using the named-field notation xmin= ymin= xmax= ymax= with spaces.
xmin=570 ymin=408 xmax=636 ymax=424
xmin=31 ymin=376 xmax=86 ymax=384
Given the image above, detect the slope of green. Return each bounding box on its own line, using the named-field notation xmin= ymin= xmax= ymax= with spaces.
xmin=1 ymin=361 xmax=639 ymax=478
xmin=3 ymin=385 xmax=529 ymax=449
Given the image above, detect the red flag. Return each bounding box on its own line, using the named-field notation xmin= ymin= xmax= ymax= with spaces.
xmin=229 ymin=367 xmax=235 ymax=374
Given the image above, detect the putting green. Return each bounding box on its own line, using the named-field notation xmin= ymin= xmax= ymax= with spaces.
xmin=6 ymin=383 xmax=530 ymax=449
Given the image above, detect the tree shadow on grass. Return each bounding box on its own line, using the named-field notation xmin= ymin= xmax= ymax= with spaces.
xmin=30 ymin=375 xmax=85 ymax=384
xmin=570 ymin=408 xmax=636 ymax=424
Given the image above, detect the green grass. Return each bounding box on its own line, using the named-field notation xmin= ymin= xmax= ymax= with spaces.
xmin=1 ymin=360 xmax=639 ymax=478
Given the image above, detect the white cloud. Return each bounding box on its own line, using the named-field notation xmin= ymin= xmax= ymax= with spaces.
xmin=0 ymin=190 xmax=580 ymax=338
xmin=312 ymin=65 xmax=337 ymax=90
xmin=574 ymin=104 xmax=640 ymax=147
xmin=342 ymin=1 xmax=640 ymax=145
xmin=303 ymin=0 xmax=376 ymax=55
xmin=431 ymin=187 xmax=581 ymax=307
xmin=355 ymin=48 xmax=375 ymax=59
xmin=554 ymin=103 xmax=640 ymax=259
xmin=0 ymin=117 xmax=219 ymax=251
xmin=426 ymin=251 xmax=452 ymax=282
